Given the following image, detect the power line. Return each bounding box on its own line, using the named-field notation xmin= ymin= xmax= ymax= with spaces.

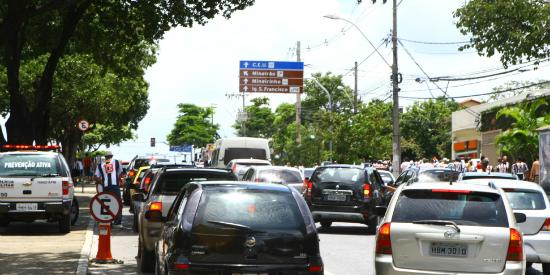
xmin=398 ymin=37 xmax=470 ymax=45
xmin=399 ymin=80 xmax=550 ymax=100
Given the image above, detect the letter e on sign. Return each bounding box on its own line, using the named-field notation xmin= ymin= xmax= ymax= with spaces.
xmin=78 ymin=120 xmax=90 ymax=132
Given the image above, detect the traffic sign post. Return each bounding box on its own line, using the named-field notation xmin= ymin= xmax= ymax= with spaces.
xmin=239 ymin=60 xmax=304 ymax=94
xmin=77 ymin=119 xmax=90 ymax=132
xmin=89 ymin=192 xmax=123 ymax=264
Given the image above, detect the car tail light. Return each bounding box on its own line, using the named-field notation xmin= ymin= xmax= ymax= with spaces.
xmin=431 ymin=189 xmax=471 ymax=194
xmin=363 ymin=183 xmax=371 ymax=198
xmin=174 ymin=263 xmax=189 ymax=270
xmin=308 ymin=265 xmax=323 ymax=273
xmin=305 ymin=181 xmax=313 ymax=199
xmin=303 ymin=179 xmax=308 ymax=190
xmin=62 ymin=180 xmax=69 ymax=196
xmin=540 ymin=218 xmax=550 ymax=231
xmin=375 ymin=223 xmax=392 ymax=254
xmin=506 ymin=228 xmax=523 ymax=261
xmin=128 ymin=169 xmax=135 ymax=178
xmin=144 ymin=176 xmax=151 ymax=185
xmin=232 ymin=163 xmax=237 ymax=173
xmin=149 ymin=201 xmax=162 ymax=211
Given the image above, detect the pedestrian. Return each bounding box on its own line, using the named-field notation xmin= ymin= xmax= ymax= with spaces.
xmin=83 ymin=153 xmax=92 ymax=180
xmin=497 ymin=158 xmax=506 ymax=173
xmin=501 ymin=155 xmax=510 ymax=173
xmin=512 ymin=158 xmax=529 ymax=180
xmin=94 ymin=151 xmax=124 ymax=227
xmin=72 ymin=158 xmax=83 ymax=185
xmin=530 ymin=157 xmax=540 ymax=184
xmin=400 ymin=157 xmax=411 ymax=171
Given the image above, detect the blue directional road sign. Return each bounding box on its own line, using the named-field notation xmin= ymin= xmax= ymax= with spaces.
xmin=169 ymin=145 xmax=193 ymax=153
xmin=239 ymin=60 xmax=304 ymax=70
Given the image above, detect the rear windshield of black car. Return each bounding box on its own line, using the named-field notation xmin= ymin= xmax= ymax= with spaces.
xmin=155 ymin=172 xmax=236 ymax=193
xmin=311 ymin=167 xmax=365 ymax=184
xmin=0 ymin=154 xmax=62 ymax=177
xmin=224 ymin=148 xmax=267 ymax=164
xmin=392 ymin=189 xmax=508 ymax=227
xmin=505 ymin=190 xmax=546 ymax=210
xmin=193 ymin=189 xmax=305 ymax=232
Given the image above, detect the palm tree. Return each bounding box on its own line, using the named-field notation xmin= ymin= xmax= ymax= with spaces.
xmin=496 ymin=98 xmax=550 ymax=163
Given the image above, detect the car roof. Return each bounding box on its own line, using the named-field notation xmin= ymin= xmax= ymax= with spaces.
xmin=320 ymin=164 xmax=363 ymax=169
xmin=462 ymin=172 xmax=516 ymax=178
xmin=196 ymin=181 xmax=292 ymax=192
xmin=230 ymin=159 xmax=271 ymax=163
xmin=163 ymin=168 xmax=232 ymax=173
xmin=253 ymin=166 xmax=301 ymax=172
xmin=461 ymin=178 xmax=544 ymax=192
xmin=0 ymin=151 xmax=59 ymax=156
xmin=402 ymin=181 xmax=501 ymax=194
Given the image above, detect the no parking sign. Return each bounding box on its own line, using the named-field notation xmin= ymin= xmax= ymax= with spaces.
xmin=89 ymin=192 xmax=122 ymax=223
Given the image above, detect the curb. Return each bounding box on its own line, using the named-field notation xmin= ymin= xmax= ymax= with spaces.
xmin=76 ymin=218 xmax=95 ymax=275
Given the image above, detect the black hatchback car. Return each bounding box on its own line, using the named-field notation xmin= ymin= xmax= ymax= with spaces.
xmin=155 ymin=182 xmax=323 ymax=275
xmin=303 ymin=165 xmax=386 ymax=234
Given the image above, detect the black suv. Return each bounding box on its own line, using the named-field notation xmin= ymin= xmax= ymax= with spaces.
xmin=155 ymin=182 xmax=323 ymax=275
xmin=303 ymin=165 xmax=386 ymax=234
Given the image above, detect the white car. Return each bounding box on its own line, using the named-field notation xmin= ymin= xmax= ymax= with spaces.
xmin=375 ymin=181 xmax=526 ymax=275
xmin=462 ymin=179 xmax=550 ymax=273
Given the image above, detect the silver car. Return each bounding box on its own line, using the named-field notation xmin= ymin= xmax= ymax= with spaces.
xmin=463 ymin=179 xmax=550 ymax=273
xmin=241 ymin=165 xmax=304 ymax=192
xmin=375 ymin=181 xmax=526 ymax=275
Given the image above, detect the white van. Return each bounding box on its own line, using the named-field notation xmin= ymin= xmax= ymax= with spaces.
xmin=210 ymin=137 xmax=271 ymax=168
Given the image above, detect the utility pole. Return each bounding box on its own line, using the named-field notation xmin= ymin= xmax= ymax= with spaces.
xmin=226 ymin=93 xmax=247 ymax=136
xmin=295 ymin=41 xmax=302 ymax=144
xmin=354 ymin=61 xmax=358 ymax=114
xmin=242 ymin=92 xmax=246 ymax=136
xmin=391 ymin=0 xmax=401 ymax=176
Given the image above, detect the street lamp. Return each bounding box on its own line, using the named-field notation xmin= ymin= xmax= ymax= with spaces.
xmin=310 ymin=77 xmax=333 ymax=162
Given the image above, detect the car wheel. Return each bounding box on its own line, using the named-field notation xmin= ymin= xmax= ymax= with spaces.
xmin=366 ymin=216 xmax=379 ymax=235
xmin=58 ymin=213 xmax=71 ymax=233
xmin=320 ymin=221 xmax=332 ymax=228
xmin=71 ymin=197 xmax=79 ymax=226
xmin=139 ymin=237 xmax=155 ymax=272
xmin=155 ymin=252 xmax=162 ymax=275
xmin=543 ymin=263 xmax=550 ymax=275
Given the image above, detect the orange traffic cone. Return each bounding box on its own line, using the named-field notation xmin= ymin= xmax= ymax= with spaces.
xmin=94 ymin=223 xmax=114 ymax=263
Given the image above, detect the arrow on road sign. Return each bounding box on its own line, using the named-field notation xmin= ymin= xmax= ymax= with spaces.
xmin=244 ymin=86 xmax=249 ymax=92
xmin=243 ymin=71 xmax=249 ymax=76
xmin=244 ymin=62 xmax=249 ymax=68
xmin=244 ymin=78 xmax=249 ymax=84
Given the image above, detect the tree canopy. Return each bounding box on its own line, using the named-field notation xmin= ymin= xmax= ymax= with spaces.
xmin=167 ymin=104 xmax=219 ymax=148
xmin=454 ymin=0 xmax=550 ymax=67
xmin=234 ymin=97 xmax=274 ymax=138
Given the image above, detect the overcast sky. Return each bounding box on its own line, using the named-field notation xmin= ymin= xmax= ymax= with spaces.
xmin=104 ymin=0 xmax=550 ymax=160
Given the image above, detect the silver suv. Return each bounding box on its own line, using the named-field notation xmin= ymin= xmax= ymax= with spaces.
xmin=375 ymin=181 xmax=526 ymax=275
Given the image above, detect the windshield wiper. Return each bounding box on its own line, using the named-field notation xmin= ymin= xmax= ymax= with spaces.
xmin=207 ymin=220 xmax=264 ymax=233
xmin=412 ymin=220 xmax=461 ymax=233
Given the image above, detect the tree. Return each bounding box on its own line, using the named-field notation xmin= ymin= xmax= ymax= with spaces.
xmin=454 ymin=0 xmax=550 ymax=67
xmin=167 ymin=104 xmax=218 ymax=148
xmin=0 ymin=0 xmax=255 ymax=144
xmin=401 ymin=97 xmax=460 ymax=159
xmin=496 ymin=99 xmax=550 ymax=164
xmin=234 ymin=97 xmax=274 ymax=137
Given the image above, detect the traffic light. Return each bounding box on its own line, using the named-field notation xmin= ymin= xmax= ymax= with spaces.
xmin=150 ymin=138 xmax=156 ymax=147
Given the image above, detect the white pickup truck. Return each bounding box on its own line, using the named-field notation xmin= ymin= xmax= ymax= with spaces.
xmin=0 ymin=150 xmax=75 ymax=233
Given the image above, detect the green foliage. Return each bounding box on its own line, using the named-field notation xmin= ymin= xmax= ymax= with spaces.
xmin=167 ymin=104 xmax=219 ymax=148
xmin=234 ymin=97 xmax=275 ymax=137
xmin=454 ymin=0 xmax=550 ymax=67
xmin=496 ymin=99 xmax=550 ymax=163
xmin=401 ymin=97 xmax=460 ymax=159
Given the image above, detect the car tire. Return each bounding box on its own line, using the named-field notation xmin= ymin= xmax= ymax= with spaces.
xmin=139 ymin=236 xmax=155 ymax=272
xmin=71 ymin=197 xmax=79 ymax=226
xmin=320 ymin=221 xmax=332 ymax=228
xmin=366 ymin=216 xmax=378 ymax=235
xmin=543 ymin=263 xmax=550 ymax=275
xmin=58 ymin=213 xmax=71 ymax=233
xmin=155 ymin=252 xmax=163 ymax=275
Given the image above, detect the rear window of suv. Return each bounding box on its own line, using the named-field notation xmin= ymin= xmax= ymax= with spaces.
xmin=312 ymin=167 xmax=365 ymax=184
xmin=0 ymin=154 xmax=62 ymax=177
xmin=258 ymin=169 xmax=302 ymax=184
xmin=156 ymin=171 xmax=236 ymax=193
xmin=392 ymin=189 xmax=509 ymax=227
xmin=193 ymin=189 xmax=305 ymax=232
xmin=505 ymin=190 xmax=546 ymax=210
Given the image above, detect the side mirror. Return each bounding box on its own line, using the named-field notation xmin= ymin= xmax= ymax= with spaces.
xmin=514 ymin=212 xmax=527 ymax=223
xmin=375 ymin=206 xmax=387 ymax=217
xmin=132 ymin=193 xmax=145 ymax=202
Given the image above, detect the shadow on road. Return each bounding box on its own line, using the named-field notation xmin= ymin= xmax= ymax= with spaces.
xmin=316 ymin=224 xmax=373 ymax=236
xmin=0 ymin=251 xmax=81 ymax=274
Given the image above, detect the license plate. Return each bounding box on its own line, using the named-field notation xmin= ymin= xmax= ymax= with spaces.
xmin=16 ymin=203 xmax=38 ymax=211
xmin=430 ymin=242 xmax=467 ymax=257
xmin=327 ymin=193 xmax=347 ymax=201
